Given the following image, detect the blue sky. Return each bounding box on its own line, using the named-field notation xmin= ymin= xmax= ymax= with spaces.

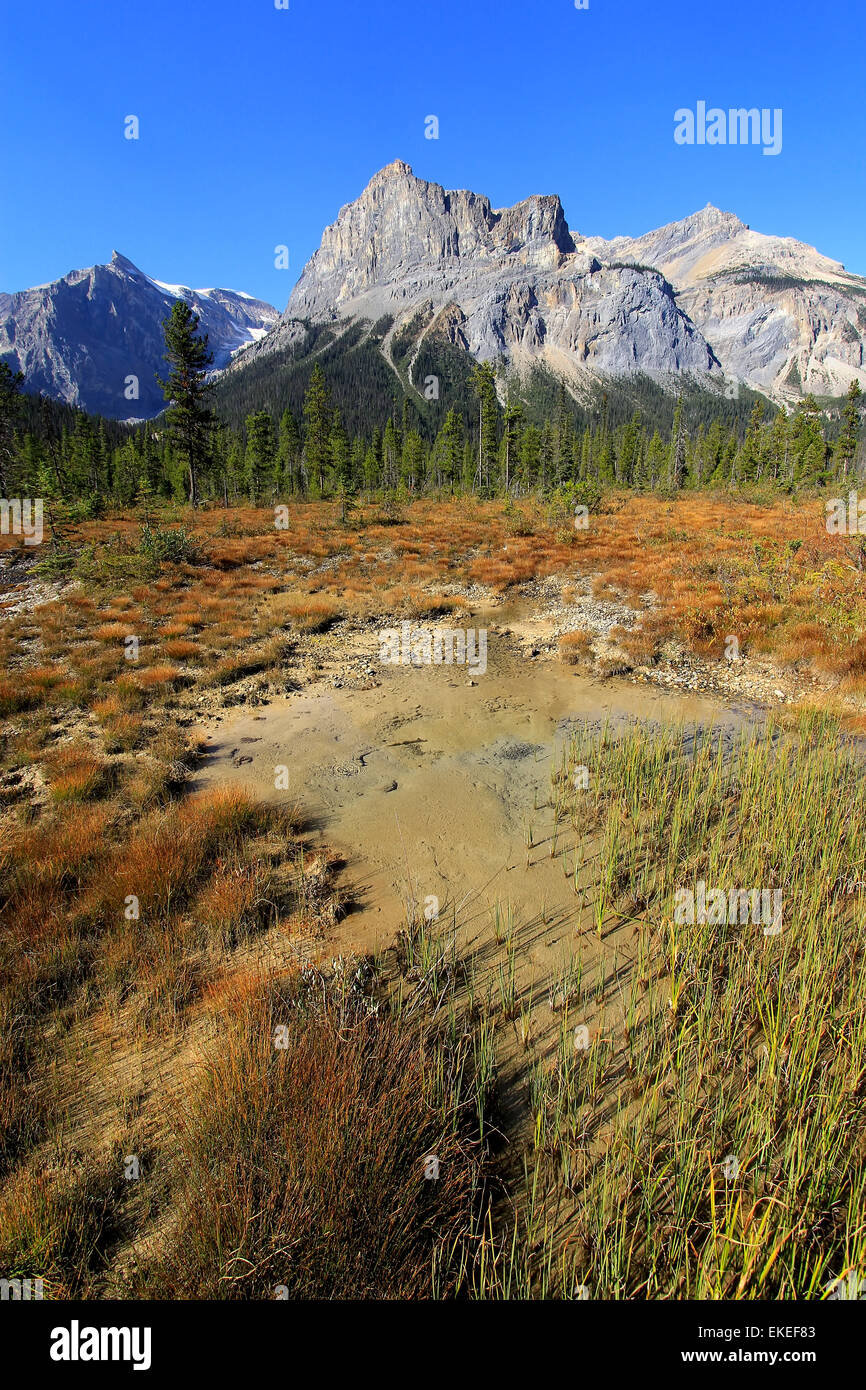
xmin=2 ymin=0 xmax=864 ymax=308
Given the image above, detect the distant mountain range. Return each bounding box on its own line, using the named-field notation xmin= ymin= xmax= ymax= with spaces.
xmin=4 ymin=162 xmax=865 ymax=420
xmin=0 ymin=252 xmax=278 ymax=418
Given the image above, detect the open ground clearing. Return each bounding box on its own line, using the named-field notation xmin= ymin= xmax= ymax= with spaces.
xmin=1 ymin=495 xmax=864 ymax=1299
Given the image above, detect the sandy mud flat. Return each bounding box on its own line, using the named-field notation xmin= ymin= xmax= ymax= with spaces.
xmin=195 ymin=621 xmax=752 ymax=970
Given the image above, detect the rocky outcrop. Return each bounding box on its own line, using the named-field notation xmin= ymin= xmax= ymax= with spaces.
xmin=272 ymin=163 xmax=865 ymax=403
xmin=0 ymin=252 xmax=278 ymax=418
xmin=586 ymin=204 xmax=866 ymax=399
xmin=282 ymin=161 xmax=719 ymax=388
xmin=8 ymin=165 xmax=863 ymax=415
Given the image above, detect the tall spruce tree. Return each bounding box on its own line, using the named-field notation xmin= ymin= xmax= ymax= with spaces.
xmin=277 ymin=408 xmax=302 ymax=494
xmin=668 ymin=398 xmax=686 ymax=489
xmin=329 ymin=409 xmax=352 ymax=493
xmin=244 ymin=410 xmax=276 ymax=503
xmin=502 ymin=398 xmax=523 ymax=493
xmin=302 ymin=364 xmax=332 ymax=496
xmin=471 ymin=361 xmax=498 ymax=491
xmin=158 ymin=301 xmax=214 ymax=507
xmin=835 ymin=381 xmax=862 ymax=479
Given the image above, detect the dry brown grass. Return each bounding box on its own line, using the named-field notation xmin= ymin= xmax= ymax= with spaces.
xmin=126 ymin=976 xmax=480 ymax=1299
xmin=0 ymin=678 xmax=35 ymax=715
xmin=191 ymin=861 xmax=266 ymax=945
xmin=272 ymin=592 xmax=341 ymax=633
xmin=558 ymin=630 xmax=594 ymax=665
xmin=136 ymin=664 xmax=181 ymax=690
xmin=45 ymin=745 xmax=109 ymax=803
xmin=613 ymin=617 xmax=667 ymax=667
xmin=162 ymin=638 xmax=199 ymax=661
xmin=6 ymin=494 xmax=866 ymax=716
xmin=5 ymin=492 xmax=866 ymax=1299
xmin=95 ymin=621 xmax=135 ymax=642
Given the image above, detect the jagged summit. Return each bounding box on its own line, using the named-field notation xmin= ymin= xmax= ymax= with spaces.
xmin=110 ymin=250 xmax=143 ymax=273
xmin=376 ymin=158 xmax=414 ymax=179
xmin=260 ymin=164 xmax=863 ymax=400
xmin=6 ymin=165 xmax=866 ymax=413
xmin=580 ymin=200 xmax=866 ymax=398
xmin=701 ymin=201 xmax=736 ymax=217
xmin=282 ymin=163 xmax=713 ymax=382
xmin=0 ymin=254 xmax=278 ymax=419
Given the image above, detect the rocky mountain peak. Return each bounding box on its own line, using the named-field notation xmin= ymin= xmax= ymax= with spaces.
xmin=373 ymin=158 xmax=415 ymax=182
xmin=288 ymin=164 xmax=582 ymax=323
xmin=585 ymin=202 xmax=866 ymax=399
xmin=6 ymin=164 xmax=865 ymax=417
xmin=0 ymin=255 xmax=278 ymax=419
xmin=279 ymin=163 xmax=866 ymax=403
xmin=696 ymin=202 xmax=741 ymax=224
xmin=109 ymin=250 xmax=143 ymax=275
xmin=283 ymin=162 xmax=716 ymax=381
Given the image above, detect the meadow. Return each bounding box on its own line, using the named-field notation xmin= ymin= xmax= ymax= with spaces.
xmin=0 ymin=491 xmax=864 ymax=1299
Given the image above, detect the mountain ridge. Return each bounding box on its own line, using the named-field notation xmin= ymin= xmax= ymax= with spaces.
xmin=277 ymin=161 xmax=719 ymax=398
xmin=276 ymin=162 xmax=866 ymax=404
xmin=4 ymin=163 xmax=864 ymax=420
xmin=0 ymin=254 xmax=278 ymax=419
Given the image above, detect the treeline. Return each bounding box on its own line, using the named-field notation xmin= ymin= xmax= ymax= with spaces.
xmin=1 ymin=354 xmax=862 ymax=515
xmin=209 ymin=306 xmax=777 ymax=444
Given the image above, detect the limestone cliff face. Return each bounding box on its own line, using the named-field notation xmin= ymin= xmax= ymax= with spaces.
xmin=274 ymin=164 xmax=866 ymax=402
xmin=288 ymin=160 xmax=577 ymax=319
xmin=587 ymin=205 xmax=866 ymax=399
xmin=10 ymin=164 xmax=862 ymax=415
xmin=281 ymin=161 xmax=719 ymax=387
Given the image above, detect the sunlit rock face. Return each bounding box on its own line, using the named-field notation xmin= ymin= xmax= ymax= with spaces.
xmin=0 ymin=252 xmax=278 ymax=418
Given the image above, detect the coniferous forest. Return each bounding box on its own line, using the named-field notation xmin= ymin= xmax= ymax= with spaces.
xmin=1 ymin=305 xmax=862 ymax=517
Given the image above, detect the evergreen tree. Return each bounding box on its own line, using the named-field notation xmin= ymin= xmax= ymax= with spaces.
xmin=471 ymin=361 xmax=499 ymax=491
xmin=363 ymin=443 xmax=379 ymax=491
xmin=432 ymin=409 xmax=463 ymax=492
xmin=539 ymin=420 xmax=556 ymax=490
xmin=790 ymin=397 xmax=827 ymax=486
xmin=768 ymin=410 xmax=789 ymax=483
xmin=350 ymin=437 xmax=365 ymax=492
xmin=383 ymin=416 xmax=400 ymax=492
xmin=502 ymin=398 xmax=523 ymax=493
xmin=646 ymin=430 xmax=666 ymax=490
xmin=136 ymin=474 xmax=155 ymax=525
xmin=244 ymin=410 xmax=276 ymax=503
xmin=302 ymin=364 xmax=332 ymax=496
xmin=329 ymin=408 xmax=352 ymax=493
xmin=553 ymin=384 xmax=574 ymax=483
xmin=578 ymin=429 xmax=592 ymax=483
xmin=617 ymin=412 xmax=642 ymax=487
xmin=517 ymin=424 xmax=541 ymax=493
xmin=158 ymin=301 xmax=214 ymax=507
xmin=400 ymin=428 xmax=424 ymax=492
xmin=277 ymin=408 xmax=302 ymax=494
xmin=834 ymin=381 xmax=862 ymax=479
xmin=113 ymin=436 xmax=141 ymax=505
xmin=225 ymin=435 xmax=244 ymax=503
xmin=461 ymin=438 xmax=475 ymax=493
xmin=668 ymin=398 xmax=686 ymax=489
xmin=737 ymin=400 xmax=767 ymax=482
